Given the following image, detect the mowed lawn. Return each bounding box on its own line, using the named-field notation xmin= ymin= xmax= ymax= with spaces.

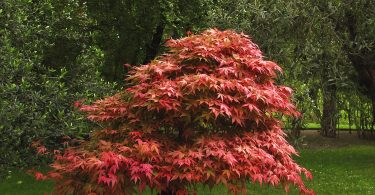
xmin=1 ymin=145 xmax=375 ymax=195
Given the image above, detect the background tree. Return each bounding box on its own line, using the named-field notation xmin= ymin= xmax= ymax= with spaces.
xmin=85 ymin=0 xmax=211 ymax=81
xmin=340 ymin=0 xmax=375 ymax=125
xmin=0 ymin=0 xmax=116 ymax=173
xmin=206 ymin=0 xmax=371 ymax=138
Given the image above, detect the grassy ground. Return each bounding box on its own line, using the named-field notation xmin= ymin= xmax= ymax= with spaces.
xmin=0 ymin=169 xmax=53 ymax=195
xmin=1 ymin=136 xmax=375 ymax=194
xmin=304 ymin=122 xmax=359 ymax=129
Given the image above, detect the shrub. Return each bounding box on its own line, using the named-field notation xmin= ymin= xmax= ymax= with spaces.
xmin=0 ymin=45 xmax=116 ymax=170
xmin=0 ymin=1 xmax=117 ymax=173
xmin=34 ymin=29 xmax=314 ymax=195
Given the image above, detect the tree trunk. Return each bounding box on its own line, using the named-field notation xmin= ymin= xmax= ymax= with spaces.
xmin=358 ymin=110 xmax=365 ymax=138
xmin=320 ymin=85 xmax=337 ymax=137
xmin=291 ymin=117 xmax=301 ymax=138
xmin=348 ymin=108 xmax=352 ymax=134
xmin=143 ymin=21 xmax=165 ymax=64
xmin=371 ymin=96 xmax=375 ymax=129
xmin=159 ymin=189 xmax=174 ymax=195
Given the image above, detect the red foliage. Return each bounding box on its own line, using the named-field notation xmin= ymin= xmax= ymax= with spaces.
xmin=35 ymin=29 xmax=314 ymax=194
xmin=31 ymin=140 xmax=49 ymax=155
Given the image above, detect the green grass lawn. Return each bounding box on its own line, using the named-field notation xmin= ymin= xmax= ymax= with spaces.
xmin=1 ymin=145 xmax=375 ymax=194
xmin=0 ymin=168 xmax=53 ymax=195
xmin=304 ymin=122 xmax=363 ymax=130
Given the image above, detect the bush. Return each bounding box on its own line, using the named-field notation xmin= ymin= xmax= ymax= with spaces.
xmin=0 ymin=42 xmax=116 ymax=171
xmin=0 ymin=0 xmax=118 ymax=174
xmin=33 ymin=29 xmax=314 ymax=195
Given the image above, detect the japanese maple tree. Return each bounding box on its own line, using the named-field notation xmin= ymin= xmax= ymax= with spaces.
xmin=33 ymin=29 xmax=314 ymax=195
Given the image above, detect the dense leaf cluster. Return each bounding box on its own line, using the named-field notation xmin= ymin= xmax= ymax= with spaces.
xmin=34 ymin=29 xmax=313 ymax=195
xmin=0 ymin=0 xmax=116 ymax=172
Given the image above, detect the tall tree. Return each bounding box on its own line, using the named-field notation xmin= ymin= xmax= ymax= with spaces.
xmin=307 ymin=0 xmax=375 ymax=135
xmin=207 ymin=0 xmax=360 ymax=137
xmin=341 ymin=0 xmax=375 ymax=124
xmin=85 ymin=0 xmax=210 ymax=81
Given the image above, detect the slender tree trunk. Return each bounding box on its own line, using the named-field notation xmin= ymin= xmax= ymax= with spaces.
xmin=337 ymin=115 xmax=340 ymax=137
xmin=348 ymin=108 xmax=352 ymax=134
xmin=320 ymin=85 xmax=337 ymax=137
xmin=358 ymin=110 xmax=365 ymax=138
xmin=143 ymin=21 xmax=165 ymax=64
xmin=371 ymin=96 xmax=375 ymax=129
xmin=159 ymin=189 xmax=174 ymax=195
xmin=291 ymin=117 xmax=301 ymax=138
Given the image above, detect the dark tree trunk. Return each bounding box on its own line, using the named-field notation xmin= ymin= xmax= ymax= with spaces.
xmin=291 ymin=117 xmax=301 ymax=138
xmin=348 ymin=108 xmax=352 ymax=134
xmin=320 ymin=85 xmax=337 ymax=137
xmin=337 ymin=115 xmax=340 ymax=137
xmin=371 ymin=96 xmax=375 ymax=128
xmin=159 ymin=189 xmax=174 ymax=195
xmin=358 ymin=110 xmax=365 ymax=138
xmin=143 ymin=21 xmax=165 ymax=64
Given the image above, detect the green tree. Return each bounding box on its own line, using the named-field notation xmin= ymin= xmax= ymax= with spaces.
xmin=0 ymin=0 xmax=116 ymax=172
xmin=86 ymin=0 xmax=211 ymax=81
xmin=340 ymin=0 xmax=375 ymax=124
xmin=207 ymin=0 xmax=364 ymax=137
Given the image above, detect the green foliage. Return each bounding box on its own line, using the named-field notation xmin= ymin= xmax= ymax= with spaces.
xmin=0 ymin=0 xmax=116 ymax=173
xmin=86 ymin=0 xmax=211 ymax=81
xmin=207 ymin=0 xmax=375 ymax=132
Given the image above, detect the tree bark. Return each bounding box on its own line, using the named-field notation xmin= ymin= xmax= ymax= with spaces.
xmin=320 ymin=85 xmax=337 ymax=137
xmin=143 ymin=21 xmax=165 ymax=64
xmin=348 ymin=108 xmax=352 ymax=134
xmin=291 ymin=117 xmax=301 ymax=138
xmin=159 ymin=189 xmax=174 ymax=195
